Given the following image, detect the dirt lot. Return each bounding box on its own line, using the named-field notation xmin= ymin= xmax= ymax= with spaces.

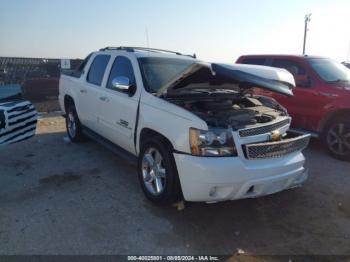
xmin=0 ymin=114 xmax=349 ymax=256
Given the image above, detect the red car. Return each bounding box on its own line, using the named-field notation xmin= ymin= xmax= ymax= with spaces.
xmin=236 ymin=55 xmax=350 ymax=160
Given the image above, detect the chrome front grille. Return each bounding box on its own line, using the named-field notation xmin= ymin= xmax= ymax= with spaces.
xmin=243 ymin=133 xmax=310 ymax=159
xmin=239 ymin=119 xmax=290 ymax=137
xmin=7 ymin=102 xmax=36 ymax=127
xmin=0 ymin=100 xmax=37 ymax=145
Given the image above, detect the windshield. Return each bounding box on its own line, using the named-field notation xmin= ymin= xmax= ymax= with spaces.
xmin=308 ymin=58 xmax=350 ymax=83
xmin=138 ymin=57 xmax=195 ymax=92
xmin=0 ymin=84 xmax=22 ymax=101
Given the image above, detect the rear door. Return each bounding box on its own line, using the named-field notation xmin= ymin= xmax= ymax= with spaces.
xmin=97 ymin=54 xmax=140 ymax=154
xmin=78 ymin=54 xmax=111 ymax=132
xmin=269 ymin=58 xmax=321 ymax=130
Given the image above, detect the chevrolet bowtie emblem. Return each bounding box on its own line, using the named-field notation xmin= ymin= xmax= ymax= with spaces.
xmin=270 ymin=130 xmax=282 ymax=141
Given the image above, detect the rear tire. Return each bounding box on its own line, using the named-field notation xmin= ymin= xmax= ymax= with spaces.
xmin=322 ymin=117 xmax=350 ymax=161
xmin=65 ymin=103 xmax=85 ymax=143
xmin=138 ymin=137 xmax=183 ymax=204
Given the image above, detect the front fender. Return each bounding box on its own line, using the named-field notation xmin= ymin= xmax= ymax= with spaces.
xmin=318 ymin=97 xmax=350 ymax=131
xmin=136 ymin=94 xmax=207 ymax=155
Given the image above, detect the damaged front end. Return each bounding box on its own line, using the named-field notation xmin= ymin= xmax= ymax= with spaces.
xmin=155 ymin=61 xmax=310 ymax=158
xmin=155 ymin=61 xmax=293 ymax=130
xmin=165 ymin=92 xmax=288 ymax=129
xmin=137 ymin=56 xmax=311 ymax=202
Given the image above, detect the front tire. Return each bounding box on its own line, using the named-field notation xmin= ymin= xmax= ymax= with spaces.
xmin=65 ymin=104 xmax=85 ymax=143
xmin=323 ymin=117 xmax=350 ymax=161
xmin=138 ymin=137 xmax=183 ymax=204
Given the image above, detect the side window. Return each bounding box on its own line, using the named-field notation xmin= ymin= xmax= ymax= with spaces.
xmin=87 ymin=54 xmax=110 ymax=86
xmin=272 ymin=59 xmax=313 ymax=88
xmin=271 ymin=59 xmax=306 ymax=76
xmin=107 ymin=56 xmax=136 ymax=93
xmin=71 ymin=53 xmax=92 ymax=78
xmin=240 ymin=58 xmax=266 ymax=65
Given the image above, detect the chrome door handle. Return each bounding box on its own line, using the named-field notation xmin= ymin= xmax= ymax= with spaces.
xmin=80 ymin=89 xmax=87 ymax=94
xmin=320 ymin=92 xmax=338 ymax=97
xmin=99 ymin=96 xmax=109 ymax=102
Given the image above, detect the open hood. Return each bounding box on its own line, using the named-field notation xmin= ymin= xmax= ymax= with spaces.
xmin=157 ymin=62 xmax=295 ymax=96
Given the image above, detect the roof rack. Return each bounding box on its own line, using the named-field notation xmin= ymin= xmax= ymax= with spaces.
xmin=99 ymin=46 xmax=196 ymax=58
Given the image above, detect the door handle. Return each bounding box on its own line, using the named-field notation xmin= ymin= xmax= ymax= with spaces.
xmin=320 ymin=92 xmax=338 ymax=97
xmin=99 ymin=96 xmax=109 ymax=102
xmin=80 ymin=89 xmax=87 ymax=94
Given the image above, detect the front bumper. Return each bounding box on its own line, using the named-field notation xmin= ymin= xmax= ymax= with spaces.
xmin=174 ymin=152 xmax=307 ymax=202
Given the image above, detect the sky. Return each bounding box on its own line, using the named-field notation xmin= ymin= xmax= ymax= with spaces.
xmin=0 ymin=0 xmax=349 ymax=62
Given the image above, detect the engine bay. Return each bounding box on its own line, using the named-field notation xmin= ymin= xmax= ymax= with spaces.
xmin=164 ymin=91 xmax=288 ymax=129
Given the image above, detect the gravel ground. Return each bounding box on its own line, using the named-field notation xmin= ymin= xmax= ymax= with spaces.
xmin=0 ymin=115 xmax=349 ymax=256
xmin=33 ymin=100 xmax=60 ymax=113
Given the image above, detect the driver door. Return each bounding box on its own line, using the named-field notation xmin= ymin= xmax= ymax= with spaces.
xmin=97 ymin=55 xmax=140 ymax=154
xmin=260 ymin=59 xmax=320 ymax=131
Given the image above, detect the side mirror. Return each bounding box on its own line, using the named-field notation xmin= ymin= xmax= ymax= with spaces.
xmin=112 ymin=76 xmax=131 ymax=91
xmin=295 ymin=75 xmax=311 ymax=88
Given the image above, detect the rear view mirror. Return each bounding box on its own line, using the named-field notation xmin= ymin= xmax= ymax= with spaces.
xmin=295 ymin=75 xmax=311 ymax=88
xmin=112 ymin=76 xmax=131 ymax=91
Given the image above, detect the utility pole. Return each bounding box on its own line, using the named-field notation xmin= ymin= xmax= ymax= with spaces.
xmin=303 ymin=14 xmax=312 ymax=55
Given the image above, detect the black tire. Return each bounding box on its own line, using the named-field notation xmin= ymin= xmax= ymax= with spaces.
xmin=322 ymin=117 xmax=350 ymax=161
xmin=138 ymin=137 xmax=183 ymax=204
xmin=65 ymin=103 xmax=85 ymax=143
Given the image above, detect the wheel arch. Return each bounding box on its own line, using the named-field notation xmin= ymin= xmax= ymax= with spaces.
xmin=137 ymin=127 xmax=184 ymax=204
xmin=64 ymin=95 xmax=75 ymax=111
xmin=139 ymin=128 xmax=174 ymax=154
xmin=319 ymin=109 xmax=350 ymax=134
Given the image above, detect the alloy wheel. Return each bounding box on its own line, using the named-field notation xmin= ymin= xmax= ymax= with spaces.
xmin=327 ymin=123 xmax=350 ymax=156
xmin=141 ymin=147 xmax=167 ymax=195
xmin=67 ymin=111 xmax=77 ymax=138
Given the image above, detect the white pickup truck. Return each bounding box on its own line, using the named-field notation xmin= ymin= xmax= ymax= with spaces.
xmin=59 ymin=47 xmax=310 ymax=204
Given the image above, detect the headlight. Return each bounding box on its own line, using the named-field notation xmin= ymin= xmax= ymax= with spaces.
xmin=189 ymin=128 xmax=237 ymax=156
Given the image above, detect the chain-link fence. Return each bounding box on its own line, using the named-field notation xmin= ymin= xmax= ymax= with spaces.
xmin=0 ymin=57 xmax=82 ymax=112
